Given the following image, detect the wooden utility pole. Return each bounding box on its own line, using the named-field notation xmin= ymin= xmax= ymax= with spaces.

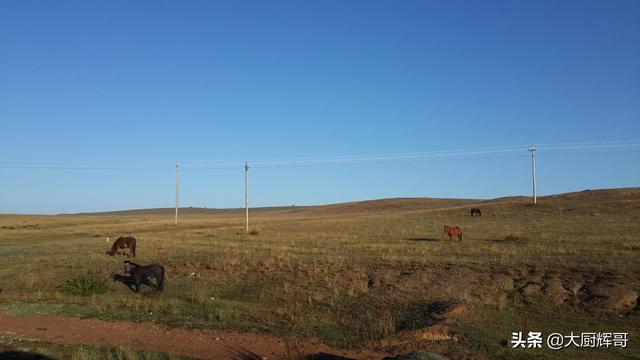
xmin=529 ymin=145 xmax=536 ymax=204
xmin=244 ymin=161 xmax=249 ymax=232
xmin=175 ymin=161 xmax=180 ymax=224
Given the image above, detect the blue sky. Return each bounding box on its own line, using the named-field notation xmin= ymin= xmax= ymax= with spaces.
xmin=1 ymin=0 xmax=639 ymax=214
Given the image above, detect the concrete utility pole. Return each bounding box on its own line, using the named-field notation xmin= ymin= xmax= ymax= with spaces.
xmin=244 ymin=161 xmax=249 ymax=232
xmin=529 ymin=145 xmax=537 ymax=204
xmin=175 ymin=161 xmax=180 ymax=224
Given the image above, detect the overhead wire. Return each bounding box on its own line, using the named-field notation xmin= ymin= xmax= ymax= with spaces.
xmin=0 ymin=141 xmax=638 ymax=171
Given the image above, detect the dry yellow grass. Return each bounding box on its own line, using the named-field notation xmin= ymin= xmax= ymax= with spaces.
xmin=1 ymin=188 xmax=639 ymax=359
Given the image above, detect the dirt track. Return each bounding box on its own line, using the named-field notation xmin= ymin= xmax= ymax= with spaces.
xmin=0 ymin=312 xmax=387 ymax=359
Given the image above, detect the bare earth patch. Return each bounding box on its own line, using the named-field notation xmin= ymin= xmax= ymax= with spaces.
xmin=0 ymin=312 xmax=387 ymax=359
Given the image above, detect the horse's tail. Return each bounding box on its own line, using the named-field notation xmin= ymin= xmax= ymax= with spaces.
xmin=158 ymin=266 xmax=165 ymax=292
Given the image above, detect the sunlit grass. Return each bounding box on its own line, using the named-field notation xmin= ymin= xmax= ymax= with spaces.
xmin=0 ymin=189 xmax=639 ymax=357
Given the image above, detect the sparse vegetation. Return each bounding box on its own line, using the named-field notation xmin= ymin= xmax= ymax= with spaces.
xmin=0 ymin=188 xmax=639 ymax=358
xmin=503 ymin=225 xmax=525 ymax=241
xmin=0 ymin=337 xmax=194 ymax=360
xmin=63 ymin=274 xmax=108 ymax=297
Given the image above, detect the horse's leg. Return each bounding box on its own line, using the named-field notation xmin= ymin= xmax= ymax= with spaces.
xmin=126 ymin=278 xmax=135 ymax=292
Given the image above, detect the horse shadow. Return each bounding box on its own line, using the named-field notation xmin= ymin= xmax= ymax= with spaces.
xmin=406 ymin=237 xmax=438 ymax=242
xmin=0 ymin=351 xmax=55 ymax=360
xmin=112 ymin=274 xmax=159 ymax=293
xmin=484 ymin=238 xmax=528 ymax=245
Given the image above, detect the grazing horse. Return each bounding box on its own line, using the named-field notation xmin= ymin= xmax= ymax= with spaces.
xmin=107 ymin=236 xmax=136 ymax=257
xmin=443 ymin=225 xmax=463 ymax=241
xmin=123 ymin=260 xmax=165 ymax=293
xmin=470 ymin=208 xmax=482 ymax=217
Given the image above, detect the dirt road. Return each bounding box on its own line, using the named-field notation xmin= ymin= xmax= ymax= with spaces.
xmin=0 ymin=312 xmax=387 ymax=359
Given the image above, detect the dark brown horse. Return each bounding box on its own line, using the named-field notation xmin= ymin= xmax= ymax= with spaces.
xmin=123 ymin=260 xmax=165 ymax=292
xmin=107 ymin=236 xmax=136 ymax=257
xmin=471 ymin=208 xmax=482 ymax=217
xmin=443 ymin=225 xmax=463 ymax=241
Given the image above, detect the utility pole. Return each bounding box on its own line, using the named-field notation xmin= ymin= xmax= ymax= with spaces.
xmin=529 ymin=145 xmax=537 ymax=204
xmin=244 ymin=161 xmax=249 ymax=232
xmin=175 ymin=161 xmax=180 ymax=224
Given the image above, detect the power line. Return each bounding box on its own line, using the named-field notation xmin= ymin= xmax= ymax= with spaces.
xmin=183 ymin=146 xmax=533 ymax=169
xmin=0 ymin=160 xmax=177 ymax=166
xmin=179 ymin=144 xmax=532 ymax=165
xmin=1 ymin=141 xmax=639 ymax=171
xmin=538 ymin=143 xmax=640 ymax=151
xmin=0 ymin=165 xmax=173 ymax=171
xmin=185 ymin=143 xmax=640 ymax=170
xmin=535 ymin=139 xmax=640 ymax=147
xmin=537 ymin=148 xmax=640 ymax=158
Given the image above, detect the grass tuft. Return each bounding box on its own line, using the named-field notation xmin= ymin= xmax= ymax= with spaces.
xmin=63 ymin=274 xmax=108 ymax=297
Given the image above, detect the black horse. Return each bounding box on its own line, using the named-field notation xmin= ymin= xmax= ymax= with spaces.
xmin=470 ymin=207 xmax=482 ymax=217
xmin=117 ymin=260 xmax=165 ymax=293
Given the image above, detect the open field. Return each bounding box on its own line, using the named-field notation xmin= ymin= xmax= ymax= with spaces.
xmin=1 ymin=188 xmax=639 ymax=359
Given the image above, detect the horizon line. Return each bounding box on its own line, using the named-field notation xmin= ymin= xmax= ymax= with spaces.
xmin=2 ymin=186 xmax=636 ymax=217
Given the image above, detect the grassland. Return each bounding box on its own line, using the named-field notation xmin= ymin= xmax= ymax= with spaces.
xmin=1 ymin=188 xmax=639 ymax=359
xmin=0 ymin=336 xmax=194 ymax=360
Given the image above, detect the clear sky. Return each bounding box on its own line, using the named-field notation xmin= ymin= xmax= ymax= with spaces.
xmin=1 ymin=0 xmax=639 ymax=214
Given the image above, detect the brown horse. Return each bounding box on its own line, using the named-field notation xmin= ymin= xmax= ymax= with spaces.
xmin=443 ymin=225 xmax=463 ymax=241
xmin=107 ymin=236 xmax=136 ymax=257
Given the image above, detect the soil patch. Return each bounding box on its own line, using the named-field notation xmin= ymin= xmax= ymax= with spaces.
xmin=0 ymin=312 xmax=386 ymax=359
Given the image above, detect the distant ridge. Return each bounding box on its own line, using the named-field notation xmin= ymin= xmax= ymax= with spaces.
xmin=59 ymin=187 xmax=639 ymax=217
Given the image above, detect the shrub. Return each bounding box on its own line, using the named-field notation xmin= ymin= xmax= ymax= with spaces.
xmin=249 ymin=230 xmax=259 ymax=236
xmin=63 ymin=274 xmax=108 ymax=296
